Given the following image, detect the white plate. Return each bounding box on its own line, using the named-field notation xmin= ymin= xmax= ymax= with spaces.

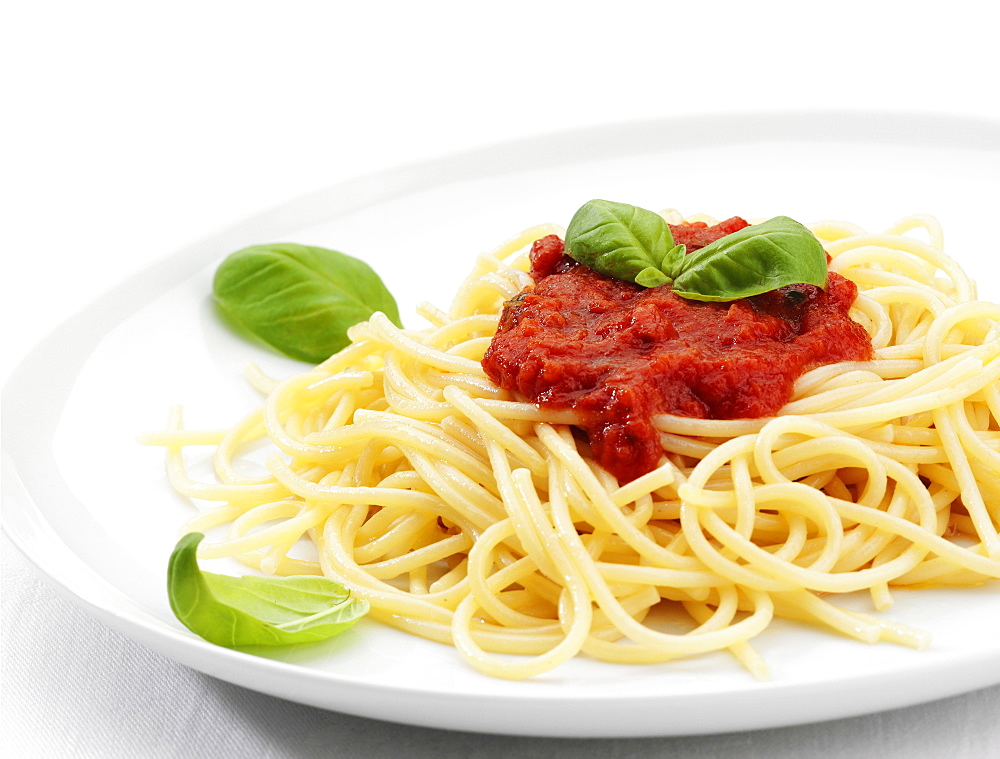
xmin=4 ymin=112 xmax=1000 ymax=738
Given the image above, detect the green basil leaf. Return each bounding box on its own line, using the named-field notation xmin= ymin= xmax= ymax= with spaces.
xmin=670 ymin=216 xmax=828 ymax=302
xmin=213 ymin=243 xmax=401 ymax=364
xmin=635 ymin=267 xmax=670 ymax=288
xmin=660 ymin=243 xmax=687 ymax=276
xmin=564 ymin=200 xmax=676 ymax=285
xmin=168 ymin=532 xmax=369 ymax=648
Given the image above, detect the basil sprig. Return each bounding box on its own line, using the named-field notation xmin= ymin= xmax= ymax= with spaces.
xmin=168 ymin=532 xmax=369 ymax=648
xmin=213 ymin=243 xmax=401 ymax=364
xmin=564 ymin=200 xmax=828 ymax=300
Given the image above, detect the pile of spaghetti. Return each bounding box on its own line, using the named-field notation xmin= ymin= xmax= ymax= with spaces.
xmin=143 ymin=213 xmax=1000 ymax=679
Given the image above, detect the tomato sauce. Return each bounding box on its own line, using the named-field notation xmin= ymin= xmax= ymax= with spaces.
xmin=481 ymin=219 xmax=873 ymax=482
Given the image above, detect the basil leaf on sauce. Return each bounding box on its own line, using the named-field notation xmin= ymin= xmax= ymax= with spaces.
xmin=213 ymin=243 xmax=401 ymax=364
xmin=168 ymin=532 xmax=369 ymax=648
xmin=564 ymin=201 xmax=828 ymax=302
xmin=564 ymin=199 xmax=681 ymax=286
xmin=670 ymin=216 xmax=828 ymax=301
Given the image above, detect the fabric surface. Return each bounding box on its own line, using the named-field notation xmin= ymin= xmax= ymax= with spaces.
xmin=3 ymin=535 xmax=999 ymax=759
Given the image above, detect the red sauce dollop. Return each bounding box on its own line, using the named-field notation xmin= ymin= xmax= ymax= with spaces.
xmin=482 ymin=218 xmax=873 ymax=482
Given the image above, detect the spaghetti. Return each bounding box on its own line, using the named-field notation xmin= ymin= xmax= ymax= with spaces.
xmin=142 ymin=212 xmax=1000 ymax=679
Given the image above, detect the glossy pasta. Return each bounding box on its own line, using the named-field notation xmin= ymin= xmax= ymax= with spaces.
xmin=141 ymin=213 xmax=1000 ymax=679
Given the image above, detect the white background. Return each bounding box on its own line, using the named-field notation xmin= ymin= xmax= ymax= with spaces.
xmin=3 ymin=1 xmax=999 ymax=756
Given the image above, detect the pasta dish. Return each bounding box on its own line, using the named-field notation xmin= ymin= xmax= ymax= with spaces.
xmin=141 ymin=210 xmax=1000 ymax=680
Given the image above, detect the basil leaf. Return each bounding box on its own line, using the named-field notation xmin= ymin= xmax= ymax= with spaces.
xmin=562 ymin=202 xmax=829 ymax=302
xmin=565 ymin=199 xmax=677 ymax=285
xmin=168 ymin=532 xmax=368 ymax=648
xmin=670 ymin=216 xmax=827 ymax=301
xmin=213 ymin=243 xmax=401 ymax=364
xmin=635 ymin=267 xmax=670 ymax=288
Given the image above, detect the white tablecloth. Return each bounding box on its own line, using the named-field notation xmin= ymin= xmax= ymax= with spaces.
xmin=4 ymin=2 xmax=999 ymax=755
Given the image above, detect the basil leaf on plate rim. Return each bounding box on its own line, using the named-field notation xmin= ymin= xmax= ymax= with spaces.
xmin=564 ymin=200 xmax=828 ymax=300
xmin=168 ymin=532 xmax=368 ymax=648
xmin=213 ymin=243 xmax=401 ymax=364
